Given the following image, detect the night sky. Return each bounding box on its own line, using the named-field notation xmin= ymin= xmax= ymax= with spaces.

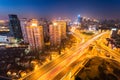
xmin=0 ymin=0 xmax=120 ymax=20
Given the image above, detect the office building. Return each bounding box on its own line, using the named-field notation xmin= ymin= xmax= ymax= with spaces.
xmin=73 ymin=14 xmax=81 ymax=27
xmin=20 ymin=18 xmax=28 ymax=43
xmin=26 ymin=19 xmax=44 ymax=51
xmin=77 ymin=14 xmax=81 ymax=23
xmin=111 ymin=28 xmax=118 ymax=38
xmin=9 ymin=14 xmax=23 ymax=39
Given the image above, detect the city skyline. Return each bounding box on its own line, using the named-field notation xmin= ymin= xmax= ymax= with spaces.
xmin=0 ymin=0 xmax=120 ymax=79
xmin=0 ymin=0 xmax=120 ymax=20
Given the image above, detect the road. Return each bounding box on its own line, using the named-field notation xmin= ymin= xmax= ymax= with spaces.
xmin=94 ymin=31 xmax=120 ymax=62
xmin=97 ymin=42 xmax=120 ymax=62
xmin=21 ymin=32 xmax=106 ymax=80
xmin=54 ymin=31 xmax=120 ymax=80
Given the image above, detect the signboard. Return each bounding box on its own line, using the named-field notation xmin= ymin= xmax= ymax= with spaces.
xmin=0 ymin=36 xmax=8 ymax=43
xmin=112 ymin=28 xmax=117 ymax=31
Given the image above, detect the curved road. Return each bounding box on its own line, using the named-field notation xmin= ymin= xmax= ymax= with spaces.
xmin=21 ymin=32 xmax=106 ymax=80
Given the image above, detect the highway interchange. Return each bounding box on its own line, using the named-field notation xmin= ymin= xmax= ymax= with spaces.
xmin=20 ymin=30 xmax=120 ymax=80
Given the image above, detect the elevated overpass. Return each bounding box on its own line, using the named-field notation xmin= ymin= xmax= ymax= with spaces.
xmin=56 ymin=41 xmax=120 ymax=80
xmin=20 ymin=32 xmax=107 ymax=80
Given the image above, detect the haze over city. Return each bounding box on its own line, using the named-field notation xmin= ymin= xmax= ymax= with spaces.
xmin=0 ymin=0 xmax=120 ymax=80
xmin=0 ymin=0 xmax=120 ymax=19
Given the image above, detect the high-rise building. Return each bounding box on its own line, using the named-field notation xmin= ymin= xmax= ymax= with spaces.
xmin=43 ymin=23 xmax=49 ymax=42
xmin=9 ymin=14 xmax=23 ymax=39
xmin=39 ymin=18 xmax=49 ymax=42
xmin=26 ymin=19 xmax=44 ymax=51
xmin=75 ymin=14 xmax=82 ymax=27
xmin=20 ymin=18 xmax=28 ymax=43
xmin=56 ymin=20 xmax=67 ymax=39
xmin=49 ymin=20 xmax=67 ymax=47
xmin=111 ymin=28 xmax=118 ymax=38
xmin=49 ymin=22 xmax=61 ymax=47
xmin=77 ymin=14 xmax=81 ymax=23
